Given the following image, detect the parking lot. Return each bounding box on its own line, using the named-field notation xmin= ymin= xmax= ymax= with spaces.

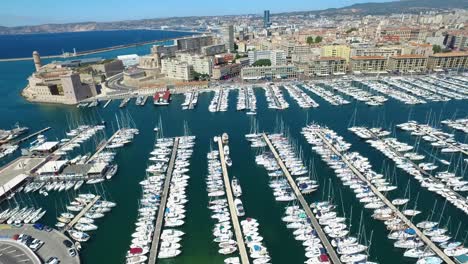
xmin=0 ymin=240 xmax=40 ymax=264
xmin=0 ymin=224 xmax=80 ymax=264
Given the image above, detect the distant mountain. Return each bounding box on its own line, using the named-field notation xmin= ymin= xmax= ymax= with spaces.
xmin=1 ymin=0 xmax=467 ymax=35
xmin=279 ymin=0 xmax=468 ymax=16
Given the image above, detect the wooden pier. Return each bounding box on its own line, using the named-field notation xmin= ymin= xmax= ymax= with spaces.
xmin=148 ymin=138 xmax=180 ymax=264
xmin=314 ymin=130 xmax=455 ymax=264
xmin=62 ymin=195 xmax=101 ymax=232
xmin=217 ymin=137 xmax=250 ymax=264
xmin=265 ymin=86 xmax=281 ymax=108
xmin=86 ymin=130 xmax=120 ymax=163
xmin=13 ymin=127 xmax=51 ymax=145
xmin=262 ymin=133 xmax=342 ymax=264
xmin=103 ymin=99 xmax=112 ymax=108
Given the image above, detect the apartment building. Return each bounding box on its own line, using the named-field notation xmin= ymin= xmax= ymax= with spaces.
xmin=241 ymin=65 xmax=299 ymax=80
xmin=349 ymin=56 xmax=388 ymax=74
xmin=388 ymin=55 xmax=428 ymax=73
xmin=212 ymin=63 xmax=241 ymax=80
xmin=298 ymin=57 xmax=346 ymax=76
xmin=428 ymin=52 xmax=468 ymax=70
xmin=321 ymin=45 xmax=351 ymax=62
xmin=161 ymin=58 xmax=194 ymax=81
xmin=248 ymin=50 xmax=287 ymax=66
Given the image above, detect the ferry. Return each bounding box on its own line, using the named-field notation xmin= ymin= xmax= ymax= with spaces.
xmin=154 ymin=91 xmax=171 ymax=106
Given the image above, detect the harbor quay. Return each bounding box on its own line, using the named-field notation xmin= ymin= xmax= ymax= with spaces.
xmin=0 ymin=224 xmax=79 ymax=264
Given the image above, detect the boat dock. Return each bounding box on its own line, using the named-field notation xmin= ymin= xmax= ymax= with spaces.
xmin=217 ymin=137 xmax=250 ymax=264
xmin=418 ymin=130 xmax=468 ymax=156
xmin=365 ymin=129 xmax=467 ymax=202
xmin=103 ymin=99 xmax=112 ymax=108
xmin=148 ymin=137 xmax=180 ymax=264
xmin=62 ymin=195 xmax=101 ymax=233
xmin=119 ymin=98 xmax=131 ymax=108
xmin=12 ymin=127 xmax=51 ymax=145
xmin=262 ymin=133 xmax=342 ymax=264
xmin=314 ymin=131 xmax=455 ymax=264
xmin=86 ymin=130 xmax=121 ymax=163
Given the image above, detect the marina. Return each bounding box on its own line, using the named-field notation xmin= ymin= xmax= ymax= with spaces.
xmin=302 ymin=124 xmax=456 ymax=263
xmin=0 ymin=72 xmax=467 ymax=264
xmin=148 ymin=137 xmax=180 ymax=263
xmin=217 ymin=134 xmax=250 ymax=264
xmin=262 ymin=133 xmax=342 ymax=264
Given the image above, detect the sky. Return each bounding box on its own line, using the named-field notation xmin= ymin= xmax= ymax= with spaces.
xmin=1 ymin=0 xmax=393 ymax=27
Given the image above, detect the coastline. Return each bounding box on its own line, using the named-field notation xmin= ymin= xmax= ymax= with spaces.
xmin=0 ymin=30 xmax=203 ymax=62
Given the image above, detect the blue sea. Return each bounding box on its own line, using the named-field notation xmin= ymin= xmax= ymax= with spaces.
xmin=0 ymin=30 xmax=194 ymax=59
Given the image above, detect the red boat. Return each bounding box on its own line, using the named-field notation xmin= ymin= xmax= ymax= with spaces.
xmin=153 ymin=90 xmax=171 ymax=106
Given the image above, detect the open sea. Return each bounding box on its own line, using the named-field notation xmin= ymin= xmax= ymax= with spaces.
xmin=0 ymin=30 xmax=194 ymax=59
xmin=0 ymin=30 xmax=467 ymax=264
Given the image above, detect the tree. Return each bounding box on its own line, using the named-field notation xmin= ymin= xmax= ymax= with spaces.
xmin=252 ymin=59 xmax=271 ymax=67
xmin=432 ymin=44 xmax=442 ymax=54
xmin=306 ymin=36 xmax=314 ymax=46
xmin=346 ymin=28 xmax=358 ymax=34
xmin=315 ymin=36 xmax=323 ymax=43
xmin=193 ymin=71 xmax=210 ymax=81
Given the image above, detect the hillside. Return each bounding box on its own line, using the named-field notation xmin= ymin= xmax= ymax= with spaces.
xmin=1 ymin=0 xmax=467 ymax=35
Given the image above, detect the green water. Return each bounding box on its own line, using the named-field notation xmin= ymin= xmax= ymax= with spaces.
xmin=1 ymin=53 xmax=468 ymax=264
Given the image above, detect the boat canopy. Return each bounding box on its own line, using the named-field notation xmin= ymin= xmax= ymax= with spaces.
xmin=130 ymin=247 xmax=143 ymax=254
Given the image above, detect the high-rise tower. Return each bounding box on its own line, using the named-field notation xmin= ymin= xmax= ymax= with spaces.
xmin=264 ymin=10 xmax=271 ymax=28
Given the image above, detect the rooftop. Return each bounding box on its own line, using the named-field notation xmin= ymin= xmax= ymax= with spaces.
xmin=351 ymin=56 xmax=386 ymax=60
xmin=36 ymin=160 xmax=68 ymax=174
xmin=430 ymin=52 xmax=468 ymax=57
xmin=391 ymin=54 xmax=427 ymax=59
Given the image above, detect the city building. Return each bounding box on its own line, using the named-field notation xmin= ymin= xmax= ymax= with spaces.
xmin=428 ymin=52 xmax=468 ymax=71
xmin=176 ymin=35 xmax=214 ymax=52
xmin=388 ymin=54 xmax=428 ymax=73
xmin=321 ymin=45 xmax=351 ymax=62
xmin=90 ymin=59 xmax=124 ymax=78
xmin=443 ymin=30 xmax=468 ymax=50
xmin=161 ymin=58 xmax=194 ymax=81
xmin=201 ymin=44 xmax=226 ymax=56
xmin=212 ymin=63 xmax=241 ymax=80
xmin=150 ymin=35 xmax=214 ymax=65
xmin=248 ymin=50 xmax=287 ymax=66
xmin=349 ymin=56 xmax=388 ymax=74
xmin=350 ymin=46 xmax=401 ymax=59
xmin=241 ymin=65 xmax=299 ymax=80
xmin=264 ymin=10 xmax=271 ymax=28
xmin=380 ymin=27 xmax=421 ymax=42
xmin=305 ymin=57 xmax=347 ymax=76
xmin=177 ymin=53 xmax=213 ymax=76
xmin=223 ymin=25 xmax=235 ymax=52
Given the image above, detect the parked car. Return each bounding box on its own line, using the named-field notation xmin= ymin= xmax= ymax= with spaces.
xmin=29 ymin=239 xmax=44 ymax=252
xmin=33 ymin=223 xmax=44 ymax=230
xmin=45 ymin=257 xmax=60 ymax=264
xmin=62 ymin=240 xmax=73 ymax=248
xmin=68 ymin=248 xmax=77 ymax=257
